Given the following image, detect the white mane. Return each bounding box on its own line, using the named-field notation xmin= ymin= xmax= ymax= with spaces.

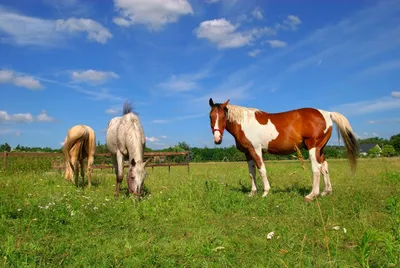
xmin=226 ymin=104 xmax=260 ymax=124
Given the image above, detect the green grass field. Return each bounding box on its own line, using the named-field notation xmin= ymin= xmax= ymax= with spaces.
xmin=1 ymin=158 xmax=399 ymax=267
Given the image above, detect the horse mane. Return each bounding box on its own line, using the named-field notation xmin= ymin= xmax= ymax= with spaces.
xmin=226 ymin=104 xmax=260 ymax=124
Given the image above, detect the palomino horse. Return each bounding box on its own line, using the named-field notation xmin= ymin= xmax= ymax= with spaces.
xmin=106 ymin=101 xmax=152 ymax=199
xmin=63 ymin=124 xmax=96 ymax=188
xmin=209 ymin=98 xmax=358 ymax=202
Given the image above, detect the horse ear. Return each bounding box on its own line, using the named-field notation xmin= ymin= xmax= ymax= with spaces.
xmin=144 ymin=157 xmax=152 ymax=167
xmin=221 ymin=99 xmax=230 ymax=108
xmin=209 ymin=98 xmax=215 ymax=107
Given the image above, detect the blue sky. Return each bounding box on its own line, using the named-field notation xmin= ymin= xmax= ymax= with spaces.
xmin=1 ymin=0 xmax=400 ymax=150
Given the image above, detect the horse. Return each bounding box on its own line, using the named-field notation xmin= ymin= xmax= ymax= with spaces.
xmin=62 ymin=124 xmax=96 ymax=188
xmin=106 ymin=101 xmax=152 ymax=199
xmin=208 ymin=98 xmax=358 ymax=202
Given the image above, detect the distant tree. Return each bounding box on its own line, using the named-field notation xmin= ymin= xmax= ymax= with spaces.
xmin=368 ymin=146 xmax=381 ymax=157
xmin=0 ymin=143 xmax=12 ymax=152
xmin=178 ymin=142 xmax=190 ymax=151
xmin=389 ymin=134 xmax=400 ymax=154
xmin=381 ymin=145 xmax=396 ymax=157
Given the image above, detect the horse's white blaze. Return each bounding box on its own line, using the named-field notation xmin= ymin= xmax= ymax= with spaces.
xmin=317 ymin=109 xmax=332 ymax=134
xmin=213 ymin=113 xmax=221 ymax=142
xmin=241 ymin=111 xmax=279 ymax=150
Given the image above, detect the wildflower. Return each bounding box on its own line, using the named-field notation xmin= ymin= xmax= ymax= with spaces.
xmin=70 ymin=211 xmax=75 ymax=216
xmin=267 ymin=232 xmax=275 ymax=240
xmin=17 ymin=208 xmax=21 ymax=212
xmin=93 ymin=207 xmax=98 ymax=211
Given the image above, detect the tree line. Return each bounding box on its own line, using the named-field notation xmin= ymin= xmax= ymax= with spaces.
xmin=1 ymin=133 xmax=399 ymax=162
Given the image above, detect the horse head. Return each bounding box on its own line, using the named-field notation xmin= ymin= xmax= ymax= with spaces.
xmin=209 ymin=98 xmax=230 ymax=144
xmin=127 ymin=157 xmax=152 ymax=198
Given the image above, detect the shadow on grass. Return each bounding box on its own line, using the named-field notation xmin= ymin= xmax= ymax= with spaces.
xmin=227 ymin=180 xmax=311 ymax=196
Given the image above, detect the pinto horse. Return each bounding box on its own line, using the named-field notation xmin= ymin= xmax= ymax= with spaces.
xmin=209 ymin=98 xmax=358 ymax=202
xmin=63 ymin=124 xmax=96 ymax=188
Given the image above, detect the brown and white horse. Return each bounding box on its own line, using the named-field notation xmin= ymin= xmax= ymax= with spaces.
xmin=209 ymin=98 xmax=358 ymax=202
xmin=63 ymin=124 xmax=96 ymax=188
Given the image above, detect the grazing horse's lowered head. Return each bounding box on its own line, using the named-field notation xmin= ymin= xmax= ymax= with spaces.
xmin=127 ymin=158 xmax=152 ymax=197
xmin=209 ymin=98 xmax=230 ymax=144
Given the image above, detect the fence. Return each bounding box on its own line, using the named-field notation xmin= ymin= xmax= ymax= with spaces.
xmin=2 ymin=151 xmax=190 ymax=173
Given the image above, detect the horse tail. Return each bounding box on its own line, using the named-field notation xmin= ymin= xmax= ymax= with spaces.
xmin=330 ymin=112 xmax=359 ymax=174
xmin=62 ymin=125 xmax=90 ymax=162
xmin=123 ymin=101 xmax=133 ymax=115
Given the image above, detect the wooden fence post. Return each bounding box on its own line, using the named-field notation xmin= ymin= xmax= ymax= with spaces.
xmin=3 ymin=151 xmax=7 ymax=170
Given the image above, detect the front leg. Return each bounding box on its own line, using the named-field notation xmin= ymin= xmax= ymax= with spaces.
xmin=250 ymin=147 xmax=270 ymax=198
xmin=246 ymin=152 xmax=257 ymax=197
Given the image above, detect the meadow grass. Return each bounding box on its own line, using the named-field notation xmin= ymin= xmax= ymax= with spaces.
xmin=0 ymin=158 xmax=399 ymax=267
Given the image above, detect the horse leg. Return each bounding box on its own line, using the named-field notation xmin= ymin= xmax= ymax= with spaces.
xmin=246 ymin=152 xmax=257 ymax=197
xmin=304 ymin=146 xmax=322 ymax=202
xmin=114 ymin=151 xmax=124 ymax=198
xmin=250 ymin=147 xmax=270 ymax=197
xmin=87 ymin=154 xmax=94 ymax=188
xmin=80 ymin=158 xmax=85 ymax=187
xmin=320 ymin=154 xmax=332 ymax=196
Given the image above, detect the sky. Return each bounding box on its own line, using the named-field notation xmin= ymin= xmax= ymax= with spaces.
xmin=0 ymin=0 xmax=400 ymax=150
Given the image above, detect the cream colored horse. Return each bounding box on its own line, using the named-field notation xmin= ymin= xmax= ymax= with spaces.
xmin=63 ymin=124 xmax=96 ymax=187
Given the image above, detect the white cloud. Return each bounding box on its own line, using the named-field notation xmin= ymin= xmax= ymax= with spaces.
xmin=275 ymin=15 xmax=301 ymax=31
xmin=252 ymin=7 xmax=264 ymax=20
xmin=367 ymin=118 xmax=400 ymax=124
xmin=205 ymin=0 xmax=220 ymax=3
xmin=71 ymin=69 xmax=119 ymax=84
xmin=160 ymin=135 xmax=168 ymax=139
xmin=152 ymin=113 xmax=205 ymax=124
xmin=159 ymin=75 xmax=197 ymax=92
xmin=264 ymin=40 xmax=287 ymax=48
xmin=0 ymin=128 xmax=21 ymax=136
xmin=0 ymin=69 xmax=43 ymax=90
xmin=392 ymin=91 xmax=400 ymax=98
xmin=332 ymin=95 xmax=400 ymax=116
xmin=248 ymin=49 xmax=262 ymax=57
xmin=354 ymin=60 xmax=400 ymax=78
xmin=146 ymin=136 xmax=159 ymax=142
xmin=55 ymin=18 xmax=112 ymax=44
xmin=0 ymin=6 xmax=111 ymax=46
xmin=194 ymin=18 xmax=275 ymax=49
xmin=113 ymin=0 xmax=193 ymax=30
xmin=105 ymin=108 xmax=121 ymax=115
xmin=0 ymin=110 xmax=55 ymax=124
xmin=36 ymin=110 xmax=56 ymax=122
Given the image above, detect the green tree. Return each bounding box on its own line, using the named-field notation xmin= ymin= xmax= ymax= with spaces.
xmin=381 ymin=145 xmax=396 ymax=157
xmin=0 ymin=143 xmax=12 ymax=152
xmin=389 ymin=134 xmax=400 ymax=154
xmin=368 ymin=146 xmax=381 ymax=157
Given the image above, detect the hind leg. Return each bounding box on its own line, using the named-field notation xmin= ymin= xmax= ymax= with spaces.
xmin=80 ymin=159 xmax=85 ymax=187
xmin=304 ymin=147 xmax=322 ymax=202
xmin=87 ymin=154 xmax=94 ymax=188
xmin=113 ymin=151 xmax=124 ymax=198
xmin=320 ymin=157 xmax=332 ymax=196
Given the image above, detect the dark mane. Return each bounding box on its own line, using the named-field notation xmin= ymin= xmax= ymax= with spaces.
xmin=122 ymin=101 xmax=138 ymax=115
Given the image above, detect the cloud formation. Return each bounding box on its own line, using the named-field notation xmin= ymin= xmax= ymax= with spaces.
xmin=0 ymin=69 xmax=43 ymax=90
xmin=0 ymin=6 xmax=112 ymax=46
xmin=71 ymin=69 xmax=119 ymax=84
xmin=0 ymin=110 xmax=55 ymax=124
xmin=113 ymin=0 xmax=193 ymax=30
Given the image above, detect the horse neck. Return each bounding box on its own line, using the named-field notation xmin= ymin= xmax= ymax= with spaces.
xmin=126 ymin=123 xmax=145 ymax=163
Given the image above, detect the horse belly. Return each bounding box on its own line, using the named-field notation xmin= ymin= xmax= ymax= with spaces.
xmin=267 ymin=136 xmax=304 ymax=155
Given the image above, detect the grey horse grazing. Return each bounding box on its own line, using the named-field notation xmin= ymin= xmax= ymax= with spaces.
xmin=106 ymin=101 xmax=152 ymax=198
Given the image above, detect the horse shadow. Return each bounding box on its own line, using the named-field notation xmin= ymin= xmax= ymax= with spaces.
xmin=229 ymin=180 xmax=311 ymax=197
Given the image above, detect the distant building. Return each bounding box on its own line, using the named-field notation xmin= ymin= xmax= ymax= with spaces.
xmin=359 ymin=144 xmax=381 ymax=156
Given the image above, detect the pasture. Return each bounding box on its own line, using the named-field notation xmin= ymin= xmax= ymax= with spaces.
xmin=1 ymin=157 xmax=399 ymax=267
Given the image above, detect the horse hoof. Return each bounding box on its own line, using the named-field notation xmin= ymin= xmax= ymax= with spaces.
xmin=248 ymin=191 xmax=256 ymax=197
xmin=321 ymin=191 xmax=331 ymax=197
xmin=304 ymin=196 xmax=314 ymax=202
xmin=261 ymin=192 xmax=269 ymax=198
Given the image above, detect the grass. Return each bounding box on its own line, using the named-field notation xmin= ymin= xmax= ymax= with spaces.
xmin=0 ymin=157 xmax=399 ymax=267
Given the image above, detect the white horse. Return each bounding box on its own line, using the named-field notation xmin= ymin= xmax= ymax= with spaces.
xmin=106 ymin=101 xmax=151 ymax=199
